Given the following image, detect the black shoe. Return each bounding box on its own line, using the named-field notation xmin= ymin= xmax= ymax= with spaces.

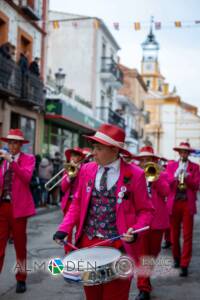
xmin=8 ymin=238 xmax=14 ymax=244
xmin=179 ymin=267 xmax=188 ymax=277
xmin=16 ymin=281 xmax=26 ymax=293
xmin=173 ymin=258 xmax=180 ymax=268
xmin=162 ymin=241 xmax=171 ymax=249
xmin=135 ymin=291 xmax=150 ymax=300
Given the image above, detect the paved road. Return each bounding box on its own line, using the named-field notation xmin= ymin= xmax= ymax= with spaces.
xmin=0 ymin=207 xmax=200 ymax=300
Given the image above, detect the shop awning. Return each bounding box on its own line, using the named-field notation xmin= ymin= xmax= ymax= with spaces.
xmin=45 ymin=98 xmax=102 ymax=133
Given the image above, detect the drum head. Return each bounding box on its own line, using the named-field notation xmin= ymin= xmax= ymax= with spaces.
xmin=63 ymin=246 xmax=121 ymax=270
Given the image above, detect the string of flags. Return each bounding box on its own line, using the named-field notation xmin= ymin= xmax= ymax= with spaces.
xmin=51 ymin=18 xmax=200 ymax=30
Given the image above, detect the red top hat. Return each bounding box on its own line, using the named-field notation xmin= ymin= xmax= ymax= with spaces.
xmin=65 ymin=147 xmax=86 ymax=161
xmin=132 ymin=146 xmax=160 ymax=160
xmin=0 ymin=128 xmax=29 ymax=144
xmin=84 ymin=123 xmax=132 ymax=157
xmin=173 ymin=142 xmax=194 ymax=153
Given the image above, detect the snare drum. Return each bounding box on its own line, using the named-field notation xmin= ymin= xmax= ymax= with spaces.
xmin=62 ymin=246 xmax=121 ymax=286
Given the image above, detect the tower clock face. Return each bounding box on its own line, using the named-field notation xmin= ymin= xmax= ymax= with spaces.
xmin=144 ymin=63 xmax=154 ymax=72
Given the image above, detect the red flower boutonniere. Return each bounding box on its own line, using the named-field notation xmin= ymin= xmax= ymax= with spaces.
xmin=123 ymin=171 xmax=132 ymax=185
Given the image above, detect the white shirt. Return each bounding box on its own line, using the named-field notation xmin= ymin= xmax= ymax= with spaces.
xmin=12 ymin=152 xmax=20 ymax=162
xmin=2 ymin=152 xmax=20 ymax=174
xmin=95 ymin=158 xmax=120 ymax=191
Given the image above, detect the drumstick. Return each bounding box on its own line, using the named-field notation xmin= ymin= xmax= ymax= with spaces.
xmin=89 ymin=226 xmax=150 ymax=248
xmin=63 ymin=240 xmax=79 ymax=250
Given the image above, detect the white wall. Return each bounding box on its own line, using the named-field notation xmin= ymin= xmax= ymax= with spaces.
xmin=160 ymin=103 xmax=200 ymax=163
xmin=47 ymin=11 xmax=120 ymax=116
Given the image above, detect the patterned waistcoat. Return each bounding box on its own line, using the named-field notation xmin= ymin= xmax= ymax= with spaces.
xmin=84 ymin=184 xmax=118 ymax=240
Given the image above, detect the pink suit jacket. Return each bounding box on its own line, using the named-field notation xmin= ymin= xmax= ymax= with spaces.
xmin=0 ymin=152 xmax=36 ymax=218
xmin=166 ymin=160 xmax=200 ymax=215
xmin=58 ymin=159 xmax=154 ymax=259
xmin=150 ymin=171 xmax=170 ymax=230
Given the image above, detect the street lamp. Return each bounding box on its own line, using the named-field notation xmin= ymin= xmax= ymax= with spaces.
xmin=54 ymin=68 xmax=66 ymax=93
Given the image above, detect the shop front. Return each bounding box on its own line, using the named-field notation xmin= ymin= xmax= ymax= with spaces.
xmin=44 ymin=98 xmax=102 ymax=157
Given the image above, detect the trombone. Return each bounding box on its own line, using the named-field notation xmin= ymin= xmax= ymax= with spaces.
xmin=144 ymin=162 xmax=161 ymax=182
xmin=45 ymin=153 xmax=92 ymax=192
xmin=45 ymin=162 xmax=80 ymax=192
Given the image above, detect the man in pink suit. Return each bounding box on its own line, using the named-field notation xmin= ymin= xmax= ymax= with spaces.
xmin=53 ymin=123 xmax=154 ymax=300
xmin=166 ymin=142 xmax=200 ymax=277
xmin=61 ymin=147 xmax=87 ymax=253
xmin=0 ymin=129 xmax=35 ymax=293
xmin=132 ymin=146 xmax=170 ymax=300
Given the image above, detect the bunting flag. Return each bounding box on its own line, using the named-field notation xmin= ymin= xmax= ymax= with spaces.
xmin=175 ymin=21 xmax=182 ymax=28
xmin=93 ymin=19 xmax=100 ymax=29
xmin=48 ymin=18 xmax=200 ymax=31
xmin=134 ymin=22 xmax=141 ymax=30
xmin=113 ymin=22 xmax=119 ymax=30
xmin=155 ymin=22 xmax=161 ymax=30
xmin=52 ymin=20 xmax=60 ymax=29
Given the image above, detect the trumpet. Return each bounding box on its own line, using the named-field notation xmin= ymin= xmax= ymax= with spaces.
xmin=144 ymin=162 xmax=160 ymax=182
xmin=177 ymin=160 xmax=187 ymax=190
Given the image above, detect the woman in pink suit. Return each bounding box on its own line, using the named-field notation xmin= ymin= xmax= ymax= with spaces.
xmin=132 ymin=146 xmax=170 ymax=300
xmin=61 ymin=147 xmax=86 ymax=253
xmin=166 ymin=142 xmax=200 ymax=277
xmin=53 ymin=124 xmax=154 ymax=300
xmin=0 ymin=129 xmax=35 ymax=293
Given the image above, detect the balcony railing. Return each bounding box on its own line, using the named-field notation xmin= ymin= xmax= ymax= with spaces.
xmin=101 ymin=57 xmax=123 ymax=84
xmin=0 ymin=52 xmax=44 ymax=107
xmin=97 ymin=106 xmax=125 ymax=129
xmin=21 ymin=72 xmax=45 ymax=107
xmin=19 ymin=0 xmax=41 ymax=20
xmin=0 ymin=52 xmax=22 ymax=98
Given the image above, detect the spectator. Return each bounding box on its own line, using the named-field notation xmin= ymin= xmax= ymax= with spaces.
xmin=18 ymin=52 xmax=29 ymax=75
xmin=51 ymin=152 xmax=63 ymax=205
xmin=0 ymin=42 xmax=11 ymax=59
xmin=38 ymin=156 xmax=53 ymax=206
xmin=30 ymin=154 xmax=42 ymax=208
xmin=29 ymin=57 xmax=40 ymax=77
xmin=18 ymin=52 xmax=29 ymax=98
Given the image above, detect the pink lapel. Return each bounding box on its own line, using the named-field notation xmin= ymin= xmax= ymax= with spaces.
xmin=116 ymin=159 xmax=127 ymax=213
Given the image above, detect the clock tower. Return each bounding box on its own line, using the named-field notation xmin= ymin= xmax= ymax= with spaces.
xmin=141 ymin=20 xmax=164 ymax=91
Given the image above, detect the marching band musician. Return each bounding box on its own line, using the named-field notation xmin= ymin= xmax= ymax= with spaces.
xmin=0 ymin=129 xmax=35 ymax=293
xmin=132 ymin=146 xmax=170 ymax=300
xmin=61 ymin=147 xmax=87 ymax=253
xmin=166 ymin=142 xmax=200 ymax=277
xmin=53 ymin=124 xmax=154 ymax=300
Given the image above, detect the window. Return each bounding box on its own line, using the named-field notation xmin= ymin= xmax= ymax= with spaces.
xmin=102 ymin=41 xmax=106 ymax=57
xmin=0 ymin=11 xmax=9 ymax=46
xmin=17 ymin=27 xmax=33 ymax=62
xmin=146 ymin=80 xmax=150 ymax=88
xmin=44 ymin=123 xmax=79 ymax=158
xmin=10 ymin=112 xmax=36 ymax=153
xmin=27 ymin=0 xmax=35 ymax=9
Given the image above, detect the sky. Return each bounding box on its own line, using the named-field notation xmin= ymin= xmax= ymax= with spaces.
xmin=49 ymin=0 xmax=200 ymax=112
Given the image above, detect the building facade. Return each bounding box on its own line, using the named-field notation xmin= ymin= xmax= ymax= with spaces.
xmin=118 ymin=65 xmax=148 ymax=153
xmin=47 ymin=11 xmax=124 ymax=124
xmin=141 ymin=26 xmax=200 ymax=161
xmin=0 ymin=0 xmax=48 ymax=153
